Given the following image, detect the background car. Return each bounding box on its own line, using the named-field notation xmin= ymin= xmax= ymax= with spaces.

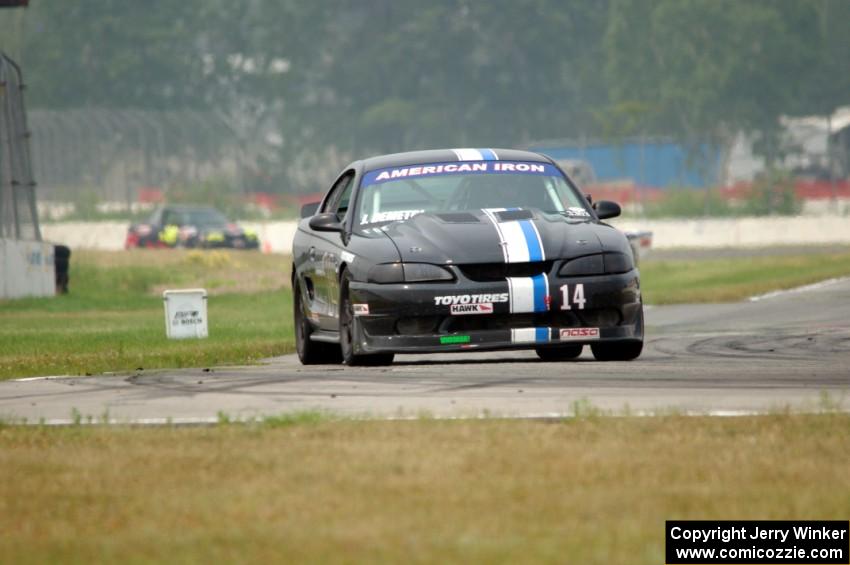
xmin=125 ymin=205 xmax=259 ymax=250
xmin=292 ymin=148 xmax=644 ymax=366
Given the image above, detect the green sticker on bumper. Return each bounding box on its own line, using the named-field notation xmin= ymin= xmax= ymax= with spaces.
xmin=440 ymin=335 xmax=470 ymax=345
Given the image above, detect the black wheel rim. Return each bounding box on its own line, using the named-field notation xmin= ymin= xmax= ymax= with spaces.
xmin=295 ymin=288 xmax=306 ymax=356
xmin=340 ymin=286 xmax=353 ymax=358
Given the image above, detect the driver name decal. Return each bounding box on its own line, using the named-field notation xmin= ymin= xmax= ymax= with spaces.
xmin=362 ymin=210 xmax=424 ymax=224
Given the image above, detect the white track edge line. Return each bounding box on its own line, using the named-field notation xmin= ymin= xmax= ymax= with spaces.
xmin=749 ymin=276 xmax=850 ymax=302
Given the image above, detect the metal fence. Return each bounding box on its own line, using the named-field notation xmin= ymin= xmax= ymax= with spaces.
xmin=0 ymin=52 xmax=39 ymax=240
xmin=28 ymin=108 xmax=244 ymax=208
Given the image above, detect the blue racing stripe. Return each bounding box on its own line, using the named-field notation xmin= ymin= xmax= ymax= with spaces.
xmin=535 ymin=327 xmax=549 ymax=343
xmin=531 ymin=273 xmax=547 ymax=312
xmin=478 ymin=148 xmax=497 ymax=160
xmin=519 ymin=220 xmax=543 ymax=262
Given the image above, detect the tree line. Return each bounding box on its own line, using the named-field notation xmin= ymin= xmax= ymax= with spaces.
xmin=3 ymin=0 xmax=848 ymax=191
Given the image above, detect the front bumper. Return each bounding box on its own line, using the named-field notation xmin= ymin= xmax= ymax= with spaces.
xmin=348 ymin=268 xmax=642 ymax=355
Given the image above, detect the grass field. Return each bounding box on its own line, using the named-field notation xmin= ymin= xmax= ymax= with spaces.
xmin=0 ymin=250 xmax=294 ymax=379
xmin=1 ymin=413 xmax=848 ymax=564
xmin=2 ymin=252 xmax=848 ymax=563
xmin=1 ymin=247 xmax=850 ymax=379
xmin=639 ymin=248 xmax=850 ymax=304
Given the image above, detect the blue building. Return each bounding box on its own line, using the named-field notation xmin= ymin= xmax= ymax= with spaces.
xmin=528 ymin=139 xmax=720 ymax=188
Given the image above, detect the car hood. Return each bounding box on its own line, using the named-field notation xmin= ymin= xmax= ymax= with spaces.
xmin=380 ymin=209 xmax=629 ymax=264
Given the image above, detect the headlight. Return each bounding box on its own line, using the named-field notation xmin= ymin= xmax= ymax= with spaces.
xmin=558 ymin=253 xmax=633 ymax=276
xmin=602 ymin=252 xmax=633 ymax=274
xmin=559 ymin=254 xmax=604 ymax=276
xmin=368 ymin=263 xmax=405 ymax=283
xmin=403 ymin=263 xmax=454 ymax=282
xmin=368 ymin=263 xmax=453 ymax=284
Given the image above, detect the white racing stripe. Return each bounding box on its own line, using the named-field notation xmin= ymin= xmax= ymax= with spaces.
xmin=507 ymin=273 xmax=548 ymax=314
xmin=507 ymin=277 xmax=534 ymax=313
xmin=510 ymin=327 xmax=551 ymax=344
xmin=481 ymin=208 xmax=545 ymax=264
xmin=511 ymin=328 xmax=536 ymax=343
xmin=483 ymin=208 xmax=551 ymax=314
xmin=499 ymin=221 xmax=531 ymax=263
xmin=481 ymin=208 xmax=509 ymax=262
xmin=452 ymin=148 xmax=484 ymax=161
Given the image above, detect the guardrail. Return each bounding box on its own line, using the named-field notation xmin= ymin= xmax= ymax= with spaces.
xmin=39 ymin=215 xmax=850 ymax=253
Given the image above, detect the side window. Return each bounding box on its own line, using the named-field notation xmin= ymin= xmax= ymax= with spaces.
xmin=322 ymin=171 xmax=355 ymax=220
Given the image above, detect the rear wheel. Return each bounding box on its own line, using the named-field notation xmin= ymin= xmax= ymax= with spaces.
xmin=535 ymin=344 xmax=583 ymax=361
xmin=340 ymin=270 xmax=394 ymax=366
xmin=294 ymin=281 xmax=342 ymax=365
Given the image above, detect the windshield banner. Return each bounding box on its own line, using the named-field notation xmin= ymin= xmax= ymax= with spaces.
xmin=361 ymin=161 xmax=560 ymax=187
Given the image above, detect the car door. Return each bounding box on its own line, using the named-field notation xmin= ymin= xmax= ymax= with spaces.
xmin=313 ymin=170 xmax=355 ymax=330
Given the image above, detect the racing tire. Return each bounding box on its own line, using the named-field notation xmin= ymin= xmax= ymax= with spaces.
xmin=590 ymin=305 xmax=644 ymax=361
xmin=535 ymin=344 xmax=583 ymax=361
xmin=590 ymin=341 xmax=643 ymax=361
xmin=340 ymin=269 xmax=394 ymax=367
xmin=294 ymin=282 xmax=342 ymax=365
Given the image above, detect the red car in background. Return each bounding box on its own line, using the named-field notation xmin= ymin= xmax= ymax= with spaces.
xmin=125 ymin=205 xmax=259 ymax=250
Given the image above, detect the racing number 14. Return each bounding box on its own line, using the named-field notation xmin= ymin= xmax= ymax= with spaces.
xmin=559 ymin=283 xmax=586 ymax=310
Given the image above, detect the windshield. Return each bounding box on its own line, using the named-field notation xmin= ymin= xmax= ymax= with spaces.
xmin=356 ymin=161 xmax=591 ymax=227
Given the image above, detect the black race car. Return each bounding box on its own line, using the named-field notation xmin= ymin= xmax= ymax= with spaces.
xmin=125 ymin=205 xmax=259 ymax=250
xmin=292 ymin=148 xmax=643 ymax=366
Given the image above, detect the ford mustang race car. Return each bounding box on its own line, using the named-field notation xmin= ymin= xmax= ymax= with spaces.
xmin=292 ymin=148 xmax=643 ymax=366
xmin=125 ymin=205 xmax=259 ymax=250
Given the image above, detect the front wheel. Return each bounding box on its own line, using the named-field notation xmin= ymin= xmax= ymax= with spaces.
xmin=590 ymin=341 xmax=643 ymax=361
xmin=339 ymin=270 xmax=394 ymax=366
xmin=294 ymin=281 xmax=342 ymax=365
xmin=591 ymin=304 xmax=644 ymax=361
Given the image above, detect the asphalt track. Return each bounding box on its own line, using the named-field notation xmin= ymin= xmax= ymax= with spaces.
xmin=2 ymin=278 xmax=849 ymax=423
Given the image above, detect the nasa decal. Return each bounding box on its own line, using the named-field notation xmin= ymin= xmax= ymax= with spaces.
xmin=559 ymin=327 xmax=599 ymax=340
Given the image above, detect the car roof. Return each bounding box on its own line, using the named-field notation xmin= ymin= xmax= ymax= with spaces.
xmin=159 ymin=205 xmax=222 ymax=212
xmin=359 ymin=148 xmax=553 ymax=171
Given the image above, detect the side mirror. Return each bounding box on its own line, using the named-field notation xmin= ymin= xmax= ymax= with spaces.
xmin=300 ymin=201 xmax=320 ymax=218
xmin=309 ymin=212 xmax=343 ymax=232
xmin=593 ymin=200 xmax=621 ymax=220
